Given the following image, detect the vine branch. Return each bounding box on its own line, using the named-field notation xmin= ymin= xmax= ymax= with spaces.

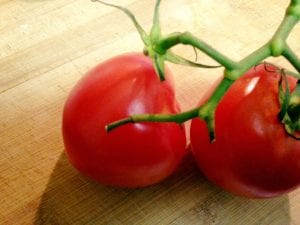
xmin=97 ymin=0 xmax=300 ymax=140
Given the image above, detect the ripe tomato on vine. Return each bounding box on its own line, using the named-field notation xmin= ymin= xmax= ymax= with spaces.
xmin=190 ymin=64 xmax=300 ymax=198
xmin=63 ymin=0 xmax=300 ymax=197
xmin=63 ymin=54 xmax=187 ymax=187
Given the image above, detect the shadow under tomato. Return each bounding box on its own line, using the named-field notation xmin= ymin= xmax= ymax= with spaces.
xmin=34 ymin=151 xmax=291 ymax=225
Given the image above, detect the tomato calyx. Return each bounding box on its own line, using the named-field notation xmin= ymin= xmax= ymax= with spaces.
xmin=92 ymin=0 xmax=220 ymax=81
xmin=279 ymin=70 xmax=300 ymax=139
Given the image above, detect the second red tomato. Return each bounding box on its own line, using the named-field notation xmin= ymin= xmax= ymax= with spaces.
xmin=190 ymin=64 xmax=300 ymax=198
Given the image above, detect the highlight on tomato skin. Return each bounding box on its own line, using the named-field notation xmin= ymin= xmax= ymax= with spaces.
xmin=190 ymin=64 xmax=300 ymax=198
xmin=62 ymin=53 xmax=187 ymax=188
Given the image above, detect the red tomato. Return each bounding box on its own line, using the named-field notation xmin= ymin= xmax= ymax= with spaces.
xmin=62 ymin=53 xmax=186 ymax=188
xmin=190 ymin=64 xmax=300 ymax=198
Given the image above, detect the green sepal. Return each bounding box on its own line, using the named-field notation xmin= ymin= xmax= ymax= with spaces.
xmin=165 ymin=51 xmax=221 ymax=69
xmin=285 ymin=70 xmax=300 ymax=79
xmin=150 ymin=0 xmax=162 ymax=43
xmin=286 ymin=81 xmax=300 ymax=139
xmin=91 ymin=0 xmax=150 ymax=45
xmin=288 ymin=81 xmax=300 ymax=121
xmin=278 ymin=72 xmax=300 ymax=140
xmin=153 ymin=54 xmax=166 ymax=81
xmin=206 ymin=116 xmax=216 ymax=143
xmin=278 ymin=71 xmax=291 ymax=120
xmin=198 ymin=104 xmax=217 ymax=143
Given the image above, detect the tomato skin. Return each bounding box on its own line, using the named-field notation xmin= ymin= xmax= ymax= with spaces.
xmin=63 ymin=53 xmax=186 ymax=188
xmin=190 ymin=64 xmax=300 ymax=198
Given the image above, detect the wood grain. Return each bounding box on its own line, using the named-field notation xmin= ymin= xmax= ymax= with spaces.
xmin=1 ymin=1 xmax=300 ymax=224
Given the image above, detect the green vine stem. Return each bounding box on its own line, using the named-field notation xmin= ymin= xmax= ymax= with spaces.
xmin=100 ymin=0 xmax=300 ymax=140
xmin=156 ymin=32 xmax=237 ymax=70
xmin=283 ymin=45 xmax=300 ymax=72
xmin=106 ymin=107 xmax=199 ymax=132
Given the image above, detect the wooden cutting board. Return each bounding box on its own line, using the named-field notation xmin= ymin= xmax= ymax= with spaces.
xmin=1 ymin=0 xmax=300 ymax=224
